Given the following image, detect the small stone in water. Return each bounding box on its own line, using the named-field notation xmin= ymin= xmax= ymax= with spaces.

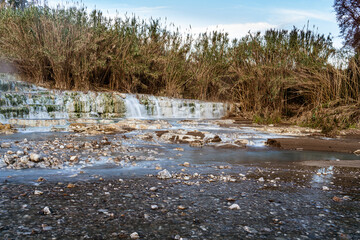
xmin=37 ymin=177 xmax=45 ymax=182
xmin=151 ymin=205 xmax=159 ymax=210
xmin=182 ymin=162 xmax=190 ymax=167
xmin=67 ymin=183 xmax=76 ymax=188
xmin=322 ymin=186 xmax=330 ymax=191
xmin=258 ymin=177 xmax=265 ymax=182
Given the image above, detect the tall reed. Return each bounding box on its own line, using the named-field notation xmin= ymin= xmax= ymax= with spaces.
xmin=0 ymin=5 xmax=358 ymax=129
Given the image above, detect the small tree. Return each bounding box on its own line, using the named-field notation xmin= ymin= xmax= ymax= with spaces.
xmin=334 ymin=0 xmax=360 ymax=52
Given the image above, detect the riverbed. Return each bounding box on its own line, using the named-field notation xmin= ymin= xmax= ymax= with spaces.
xmin=1 ymin=119 xmax=360 ymax=239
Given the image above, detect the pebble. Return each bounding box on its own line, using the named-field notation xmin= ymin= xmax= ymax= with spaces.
xmin=130 ymin=232 xmax=139 ymax=239
xmin=182 ymin=162 xmax=190 ymax=167
xmin=244 ymin=226 xmax=258 ymax=234
xmin=157 ymin=169 xmax=172 ymax=179
xmin=34 ymin=190 xmax=43 ymax=195
xmin=258 ymin=177 xmax=265 ymax=182
xmin=43 ymin=206 xmax=51 ymax=215
xmin=354 ymin=149 xmax=360 ymax=156
xmin=151 ymin=205 xmax=159 ymax=210
xmin=149 ymin=187 xmax=158 ymax=192
xmin=69 ymin=156 xmax=79 ymax=162
xmin=177 ymin=205 xmax=186 ymax=210
xmin=322 ymin=186 xmax=330 ymax=191
xmin=1 ymin=142 xmax=11 ymax=148
xmin=229 ymin=204 xmax=240 ymax=210
xmin=29 ymin=153 xmax=42 ymax=163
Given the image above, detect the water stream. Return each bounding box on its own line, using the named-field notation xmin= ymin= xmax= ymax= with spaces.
xmin=0 ymin=74 xmax=359 ymax=184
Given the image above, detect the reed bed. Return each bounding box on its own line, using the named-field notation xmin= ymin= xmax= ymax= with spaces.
xmin=0 ymin=5 xmax=359 ymax=131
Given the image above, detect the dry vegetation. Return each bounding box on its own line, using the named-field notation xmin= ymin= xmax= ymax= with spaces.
xmin=0 ymin=5 xmax=359 ymax=132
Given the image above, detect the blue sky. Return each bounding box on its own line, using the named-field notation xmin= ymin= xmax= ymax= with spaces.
xmin=47 ymin=0 xmax=342 ymax=48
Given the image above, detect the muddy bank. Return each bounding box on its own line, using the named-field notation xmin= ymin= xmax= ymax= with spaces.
xmin=266 ymin=137 xmax=360 ymax=154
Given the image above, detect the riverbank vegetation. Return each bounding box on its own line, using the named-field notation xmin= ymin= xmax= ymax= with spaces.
xmin=0 ymin=3 xmax=359 ymax=133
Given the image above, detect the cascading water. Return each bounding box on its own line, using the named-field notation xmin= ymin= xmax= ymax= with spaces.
xmin=124 ymin=95 xmax=148 ymax=119
xmin=0 ymin=74 xmax=232 ymax=123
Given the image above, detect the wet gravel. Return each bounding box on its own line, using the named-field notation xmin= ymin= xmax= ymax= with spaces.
xmin=1 ymin=165 xmax=360 ymax=240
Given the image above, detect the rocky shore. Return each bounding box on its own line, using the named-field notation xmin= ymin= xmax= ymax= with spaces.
xmin=1 ymin=118 xmax=360 ymax=239
xmin=1 ymin=163 xmax=360 ymax=239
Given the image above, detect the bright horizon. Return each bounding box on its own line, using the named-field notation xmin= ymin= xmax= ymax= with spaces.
xmin=47 ymin=0 xmax=342 ymax=48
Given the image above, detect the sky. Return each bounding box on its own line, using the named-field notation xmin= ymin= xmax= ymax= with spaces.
xmin=46 ymin=0 xmax=343 ymax=48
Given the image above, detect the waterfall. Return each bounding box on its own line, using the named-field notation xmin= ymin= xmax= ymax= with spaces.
xmin=124 ymin=94 xmax=148 ymax=119
xmin=0 ymin=74 xmax=232 ymax=123
xmin=148 ymin=95 xmax=162 ymax=118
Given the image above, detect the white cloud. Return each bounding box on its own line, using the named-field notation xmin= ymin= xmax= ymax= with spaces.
xmin=191 ymin=22 xmax=277 ymax=39
xmin=275 ymin=8 xmax=336 ymax=24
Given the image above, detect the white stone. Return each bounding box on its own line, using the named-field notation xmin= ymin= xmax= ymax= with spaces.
xmin=43 ymin=206 xmax=51 ymax=215
xmin=151 ymin=205 xmax=159 ymax=210
xmin=258 ymin=177 xmax=265 ymax=182
xmin=182 ymin=162 xmax=190 ymax=167
xmin=29 ymin=153 xmax=42 ymax=163
xmin=16 ymin=151 xmax=24 ymax=156
xmin=229 ymin=204 xmax=240 ymax=210
xmin=149 ymin=187 xmax=157 ymax=192
xmin=157 ymin=169 xmax=172 ymax=179
xmin=20 ymin=156 xmax=30 ymax=164
xmin=69 ymin=156 xmax=79 ymax=162
xmin=130 ymin=232 xmax=139 ymax=239
xmin=34 ymin=190 xmax=43 ymax=195
xmin=322 ymin=186 xmax=330 ymax=191
xmin=354 ymin=149 xmax=360 ymax=156
xmin=1 ymin=143 xmax=11 ymax=148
